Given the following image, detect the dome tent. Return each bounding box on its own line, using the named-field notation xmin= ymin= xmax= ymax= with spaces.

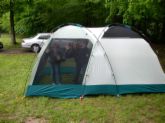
xmin=25 ymin=24 xmax=165 ymax=98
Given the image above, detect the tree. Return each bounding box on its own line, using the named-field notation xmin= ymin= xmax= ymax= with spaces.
xmin=83 ymin=0 xmax=108 ymax=26
xmin=105 ymin=0 xmax=165 ymax=43
xmin=1 ymin=0 xmax=164 ymax=43
xmin=0 ymin=0 xmax=16 ymax=44
xmin=10 ymin=0 xmax=16 ymax=44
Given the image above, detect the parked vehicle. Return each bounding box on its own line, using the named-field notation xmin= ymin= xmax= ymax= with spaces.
xmin=21 ymin=33 xmax=51 ymax=53
xmin=0 ymin=42 xmax=3 ymax=49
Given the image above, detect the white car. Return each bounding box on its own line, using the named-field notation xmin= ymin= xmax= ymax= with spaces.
xmin=21 ymin=33 xmax=51 ymax=52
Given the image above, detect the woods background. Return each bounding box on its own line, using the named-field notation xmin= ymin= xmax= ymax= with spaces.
xmin=0 ymin=0 xmax=165 ymax=43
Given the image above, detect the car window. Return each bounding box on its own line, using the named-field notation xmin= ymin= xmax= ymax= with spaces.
xmin=38 ymin=35 xmax=50 ymax=39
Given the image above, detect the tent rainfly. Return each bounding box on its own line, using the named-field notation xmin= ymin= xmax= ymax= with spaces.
xmin=25 ymin=24 xmax=165 ymax=98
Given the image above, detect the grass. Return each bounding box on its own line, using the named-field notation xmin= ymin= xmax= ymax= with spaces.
xmin=0 ymin=35 xmax=165 ymax=122
xmin=0 ymin=34 xmax=23 ymax=49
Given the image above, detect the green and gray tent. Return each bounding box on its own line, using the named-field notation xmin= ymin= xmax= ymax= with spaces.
xmin=25 ymin=24 xmax=165 ymax=98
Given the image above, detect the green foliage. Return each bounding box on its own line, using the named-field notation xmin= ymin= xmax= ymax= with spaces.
xmin=0 ymin=0 xmax=165 ymax=42
xmin=105 ymin=0 xmax=128 ymax=23
xmin=0 ymin=0 xmax=10 ymax=15
xmin=105 ymin=0 xmax=165 ymax=42
xmin=0 ymin=0 xmax=107 ymax=35
xmin=82 ymin=0 xmax=108 ymax=26
xmin=0 ymin=12 xmax=10 ymax=32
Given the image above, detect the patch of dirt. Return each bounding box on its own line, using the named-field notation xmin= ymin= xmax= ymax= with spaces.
xmin=24 ymin=117 xmax=48 ymax=123
xmin=0 ymin=48 xmax=34 ymax=54
xmin=0 ymin=114 xmax=18 ymax=122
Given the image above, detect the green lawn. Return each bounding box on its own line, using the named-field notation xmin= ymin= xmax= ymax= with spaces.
xmin=0 ymin=34 xmax=23 ymax=49
xmin=0 ymin=35 xmax=165 ymax=122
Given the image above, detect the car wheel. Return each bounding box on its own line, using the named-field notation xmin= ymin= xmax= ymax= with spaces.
xmin=31 ymin=44 xmax=41 ymax=53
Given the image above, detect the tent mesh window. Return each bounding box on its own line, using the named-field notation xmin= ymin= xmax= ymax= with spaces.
xmin=103 ymin=26 xmax=141 ymax=38
xmin=33 ymin=38 xmax=93 ymax=85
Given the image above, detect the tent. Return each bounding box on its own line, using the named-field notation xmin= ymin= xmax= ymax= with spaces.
xmin=25 ymin=24 xmax=165 ymax=98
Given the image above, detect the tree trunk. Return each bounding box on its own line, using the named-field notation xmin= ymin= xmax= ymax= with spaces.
xmin=10 ymin=0 xmax=16 ymax=45
xmin=161 ymin=18 xmax=165 ymax=41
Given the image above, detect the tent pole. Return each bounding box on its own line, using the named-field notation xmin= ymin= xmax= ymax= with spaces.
xmin=85 ymin=27 xmax=120 ymax=96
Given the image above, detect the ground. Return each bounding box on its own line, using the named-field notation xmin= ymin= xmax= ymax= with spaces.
xmin=0 ymin=48 xmax=33 ymax=54
xmin=0 ymin=35 xmax=165 ymax=123
xmin=151 ymin=44 xmax=165 ymax=71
